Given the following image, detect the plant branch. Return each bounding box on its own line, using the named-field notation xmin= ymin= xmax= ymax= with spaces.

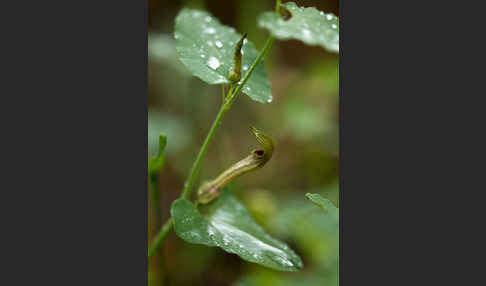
xmin=149 ymin=25 xmax=277 ymax=260
xmin=148 ymin=218 xmax=173 ymax=258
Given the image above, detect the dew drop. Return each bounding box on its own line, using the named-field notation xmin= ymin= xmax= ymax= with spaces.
xmin=215 ymin=40 xmax=223 ymax=48
xmin=207 ymin=41 xmax=213 ymax=47
xmin=267 ymin=98 xmax=273 ymax=103
xmin=243 ymin=65 xmax=248 ymax=71
xmin=320 ymin=11 xmax=324 ymax=15
xmin=205 ymin=16 xmax=211 ymax=23
xmin=327 ymin=14 xmax=333 ymax=20
xmin=302 ymin=29 xmax=311 ymax=39
xmin=204 ymin=27 xmax=216 ymax=34
xmin=283 ymin=259 xmax=294 ymax=267
xmin=200 ymin=54 xmax=206 ymax=58
xmin=222 ymin=236 xmax=230 ymax=246
xmin=331 ymin=24 xmax=337 ymax=29
xmin=207 ymin=57 xmax=220 ymax=70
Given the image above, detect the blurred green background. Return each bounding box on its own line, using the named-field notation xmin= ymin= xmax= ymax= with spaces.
xmin=148 ymin=0 xmax=339 ymax=285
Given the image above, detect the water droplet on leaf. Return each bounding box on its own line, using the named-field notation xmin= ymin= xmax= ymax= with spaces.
xmin=204 ymin=27 xmax=216 ymax=34
xmin=207 ymin=57 xmax=220 ymax=70
xmin=302 ymin=29 xmax=311 ymax=39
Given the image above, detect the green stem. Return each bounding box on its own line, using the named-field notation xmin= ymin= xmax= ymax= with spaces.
xmin=221 ymin=84 xmax=225 ymax=104
xmin=181 ymin=99 xmax=231 ymax=199
xmin=149 ymin=177 xmax=163 ymax=256
xmin=148 ymin=218 xmax=173 ymax=258
xmin=148 ymin=31 xmax=276 ymax=260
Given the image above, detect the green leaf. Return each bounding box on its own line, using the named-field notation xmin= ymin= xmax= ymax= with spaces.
xmin=148 ymin=134 xmax=166 ymax=177
xmin=305 ymin=193 xmax=330 ymax=214
xmin=174 ymin=9 xmax=272 ymax=103
xmin=148 ymin=110 xmax=193 ymax=157
xmin=171 ymin=188 xmax=303 ymax=271
xmin=267 ymin=193 xmax=338 ymax=283
xmin=235 ymin=273 xmax=329 ymax=286
xmin=258 ymin=2 xmax=339 ymax=53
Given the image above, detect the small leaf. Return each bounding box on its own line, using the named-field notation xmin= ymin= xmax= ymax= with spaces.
xmin=305 ymin=193 xmax=331 ymax=214
xmin=174 ymin=9 xmax=272 ymax=103
xmin=148 ymin=134 xmax=166 ymax=177
xmin=258 ymin=2 xmax=339 ymax=53
xmin=171 ymin=188 xmax=303 ymax=271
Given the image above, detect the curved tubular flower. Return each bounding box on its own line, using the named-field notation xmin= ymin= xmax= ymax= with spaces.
xmin=197 ymin=126 xmax=274 ymax=204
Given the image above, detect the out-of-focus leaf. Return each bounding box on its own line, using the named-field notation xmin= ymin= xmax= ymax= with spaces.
xmin=283 ymin=98 xmax=330 ymax=141
xmin=174 ymin=8 xmax=272 ymax=103
xmin=268 ymin=191 xmax=338 ymax=275
xmin=234 ymin=273 xmax=328 ymax=286
xmin=148 ymin=134 xmax=166 ymax=177
xmin=171 ymin=187 xmax=303 ymax=271
xmin=148 ymin=33 xmax=190 ymax=75
xmin=258 ymin=2 xmax=339 ymax=53
xmin=148 ymin=110 xmax=193 ymax=157
xmin=305 ymin=193 xmax=330 ymax=214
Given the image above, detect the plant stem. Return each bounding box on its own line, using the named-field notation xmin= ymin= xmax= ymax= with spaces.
xmin=221 ymin=84 xmax=225 ymax=104
xmin=148 ymin=31 xmax=276 ymax=260
xmin=148 ymin=218 xmax=173 ymax=258
xmin=181 ymin=100 xmax=232 ymax=199
xmin=149 ymin=176 xmax=163 ymax=257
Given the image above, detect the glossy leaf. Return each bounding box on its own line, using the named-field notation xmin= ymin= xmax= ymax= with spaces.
xmin=171 ymin=188 xmax=303 ymax=271
xmin=305 ymin=193 xmax=329 ymax=214
xmin=148 ymin=134 xmax=166 ymax=177
xmin=174 ymin=9 xmax=272 ymax=103
xmin=258 ymin=2 xmax=339 ymax=53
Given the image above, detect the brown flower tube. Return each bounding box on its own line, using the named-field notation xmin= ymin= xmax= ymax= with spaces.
xmin=228 ymin=33 xmax=247 ymax=83
xmin=197 ymin=126 xmax=274 ymax=204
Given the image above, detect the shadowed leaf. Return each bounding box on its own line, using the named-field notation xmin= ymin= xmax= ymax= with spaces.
xmin=258 ymin=2 xmax=339 ymax=53
xmin=171 ymin=188 xmax=303 ymax=271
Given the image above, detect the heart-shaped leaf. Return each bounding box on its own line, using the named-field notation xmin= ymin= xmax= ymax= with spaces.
xmin=258 ymin=2 xmax=339 ymax=53
xmin=174 ymin=9 xmax=272 ymax=103
xmin=171 ymin=188 xmax=303 ymax=271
